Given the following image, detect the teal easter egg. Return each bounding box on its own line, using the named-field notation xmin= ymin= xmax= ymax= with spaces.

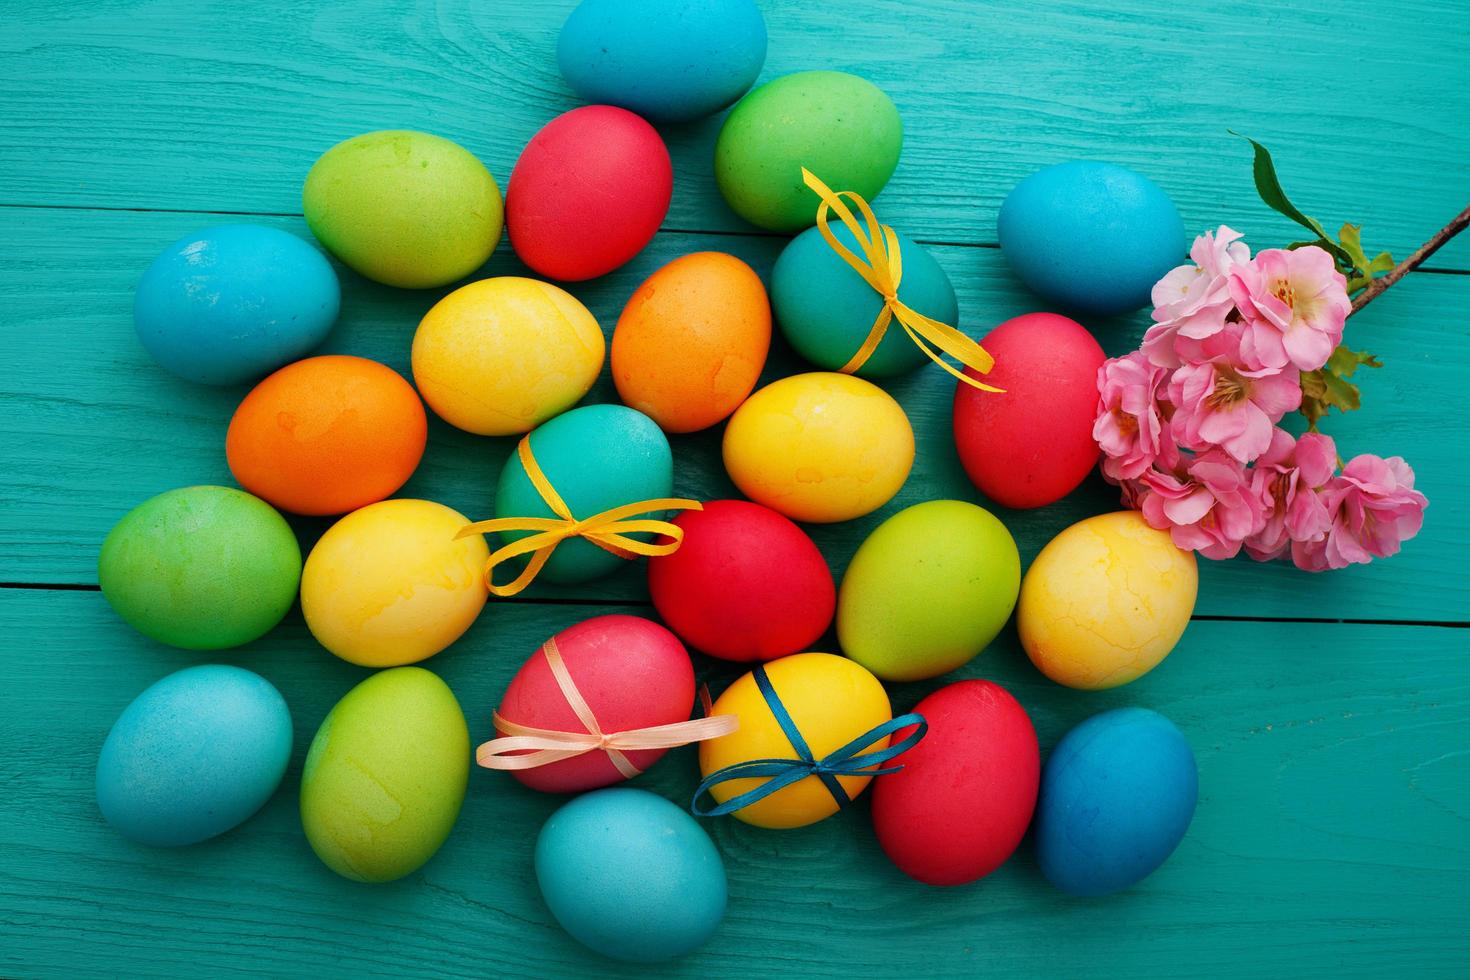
xmin=771 ymin=222 xmax=957 ymax=377
xmin=494 ymin=404 xmax=674 ymax=585
xmin=96 ymin=665 xmax=292 ymax=847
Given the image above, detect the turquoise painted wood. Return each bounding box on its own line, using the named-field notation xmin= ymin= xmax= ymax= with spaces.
xmin=1 ymin=0 xmax=1467 ymax=978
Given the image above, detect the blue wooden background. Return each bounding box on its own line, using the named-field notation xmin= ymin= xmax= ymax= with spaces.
xmin=2 ymin=1 xmax=1467 ymax=977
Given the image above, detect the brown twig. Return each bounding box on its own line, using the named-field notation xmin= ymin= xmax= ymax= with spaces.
xmin=1350 ymin=201 xmax=1470 ymax=316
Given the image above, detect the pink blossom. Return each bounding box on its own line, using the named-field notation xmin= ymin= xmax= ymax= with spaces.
xmin=1168 ymin=343 xmax=1302 ymax=464
xmin=1094 ymin=352 xmax=1178 ymax=481
xmin=1139 ymin=449 xmax=1265 ymax=559
xmin=1293 ymin=454 xmax=1428 ymax=571
xmin=1143 ymin=225 xmax=1251 ymax=368
xmin=1244 ymin=429 xmax=1338 ymax=561
xmin=1229 ymin=246 xmax=1349 ymax=372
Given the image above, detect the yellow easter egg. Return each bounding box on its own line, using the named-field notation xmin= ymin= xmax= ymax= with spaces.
xmin=301 ymin=499 xmax=490 ymax=667
xmin=722 ymin=372 xmax=914 ymax=523
xmin=699 ymin=652 xmax=893 ymax=829
xmin=411 ymin=277 xmax=605 ymax=436
xmin=1018 ymin=511 xmax=1197 ymax=690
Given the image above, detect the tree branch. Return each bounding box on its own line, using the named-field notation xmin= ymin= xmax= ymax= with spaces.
xmin=1349 ymin=201 xmax=1470 ymax=316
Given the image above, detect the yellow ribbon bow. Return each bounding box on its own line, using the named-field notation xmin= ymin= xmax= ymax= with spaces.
xmin=456 ymin=437 xmax=703 ymax=598
xmin=802 ymin=168 xmax=1003 ymax=392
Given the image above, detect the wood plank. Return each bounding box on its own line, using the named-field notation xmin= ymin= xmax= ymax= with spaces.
xmin=2 ymin=588 xmax=1466 ymax=978
xmin=1 ymin=0 xmax=1467 ymax=266
xmin=1 ymin=206 xmax=1463 ymax=622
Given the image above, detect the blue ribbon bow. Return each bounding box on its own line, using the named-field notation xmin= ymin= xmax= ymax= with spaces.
xmin=691 ymin=664 xmax=928 ymax=818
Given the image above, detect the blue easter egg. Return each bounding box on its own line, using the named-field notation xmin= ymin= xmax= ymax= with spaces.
xmin=134 ymin=224 xmax=340 ymax=385
xmin=96 ymin=665 xmax=292 ymax=846
xmin=536 ymin=788 xmax=727 ymax=962
xmin=1035 ymin=707 xmax=1198 ymax=896
xmin=772 ymin=222 xmax=958 ymax=376
xmin=557 ymin=0 xmax=767 ymax=123
xmin=998 ymin=161 xmax=1185 ymax=316
xmin=495 ymin=404 xmax=674 ymax=585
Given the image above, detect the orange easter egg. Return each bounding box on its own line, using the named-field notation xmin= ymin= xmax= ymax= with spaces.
xmin=611 ymin=252 xmax=771 ymax=433
xmin=226 ymin=355 xmax=427 ymax=516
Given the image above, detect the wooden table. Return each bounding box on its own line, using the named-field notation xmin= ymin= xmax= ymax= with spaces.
xmin=3 ymin=1 xmax=1467 ymax=976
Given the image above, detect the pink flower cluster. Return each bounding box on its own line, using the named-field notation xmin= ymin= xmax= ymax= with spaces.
xmin=1094 ymin=227 xmax=1427 ymax=571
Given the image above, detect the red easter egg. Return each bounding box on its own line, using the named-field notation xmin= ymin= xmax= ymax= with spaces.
xmin=648 ymin=499 xmax=835 ymax=663
xmin=953 ymin=312 xmax=1106 ymax=509
xmin=506 ymin=106 xmax=673 ymax=281
xmin=871 ymin=680 xmax=1039 ymax=886
xmin=494 ymin=615 xmax=694 ymax=793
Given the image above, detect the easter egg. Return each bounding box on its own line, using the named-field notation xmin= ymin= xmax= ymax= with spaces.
xmin=536 ymin=788 xmax=727 ymax=962
xmin=1018 ymin=511 xmax=1197 ymax=689
xmin=772 ymin=223 xmax=956 ymax=377
xmin=1036 ymin=707 xmax=1198 ymax=896
xmin=226 ymin=355 xmax=427 ymax=516
xmin=493 ymin=404 xmax=674 ymax=585
xmin=715 ymin=71 xmax=903 ymax=232
xmin=300 ymin=499 xmax=489 ymax=668
xmin=557 ymin=0 xmax=766 ymax=123
xmin=507 ymin=106 xmax=672 ymax=281
xmin=648 ymin=500 xmax=835 ymax=662
xmin=953 ymin=313 xmax=1106 ymax=509
xmin=723 ymin=372 xmax=913 ymax=523
xmin=303 ymin=130 xmax=502 ymax=289
xmin=492 ymin=615 xmax=696 ymax=793
xmin=301 ymin=667 xmax=469 ymax=882
xmin=412 ymin=277 xmax=605 ymax=436
xmin=699 ymin=652 xmax=893 ymax=829
xmin=838 ymin=500 xmax=1020 ymax=682
xmin=99 ymin=486 xmax=300 ymax=650
xmin=612 ymin=252 xmax=771 ymax=433
xmin=96 ymin=666 xmax=292 ymax=846
xmin=998 ymin=161 xmax=1186 ymax=316
xmin=871 ymin=680 xmax=1039 ymax=886
xmin=133 ymin=225 xmax=339 ymax=386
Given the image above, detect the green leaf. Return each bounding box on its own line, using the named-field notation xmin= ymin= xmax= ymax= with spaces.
xmin=1338 ymin=223 xmax=1371 ymax=272
xmin=1297 ymin=344 xmax=1382 ymax=426
xmin=1326 ymin=343 xmax=1382 ymax=378
xmin=1367 ymin=251 xmax=1395 ymax=274
xmin=1231 ymin=132 xmax=1355 ymax=268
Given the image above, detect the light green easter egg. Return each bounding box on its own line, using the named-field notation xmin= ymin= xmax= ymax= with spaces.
xmin=837 ymin=500 xmax=1020 ymax=682
xmin=303 ymin=130 xmax=503 ymax=289
xmin=300 ymin=667 xmax=469 ymax=882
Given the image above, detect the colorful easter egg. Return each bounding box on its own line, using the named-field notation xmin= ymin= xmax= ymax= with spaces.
xmin=772 ymin=223 xmax=956 ymax=377
xmin=557 ymin=0 xmax=766 ymax=123
xmin=953 ymin=313 xmax=1106 ymax=509
xmin=871 ymin=680 xmax=1039 ymax=886
xmin=537 ymin=788 xmax=727 ymax=962
xmin=490 ymin=615 xmax=696 ymax=793
xmin=99 ymin=486 xmax=300 ymax=650
xmin=722 ymin=372 xmax=913 ymax=523
xmin=699 ymin=652 xmax=893 ymax=829
xmin=133 ymin=225 xmax=339 ymax=386
xmin=412 ymin=277 xmax=605 ymax=436
xmin=715 ymin=71 xmax=903 ymax=232
xmin=300 ymin=499 xmax=489 ymax=668
xmin=1019 ymin=511 xmax=1197 ymax=689
xmin=492 ymin=404 xmax=675 ymax=586
xmin=838 ymin=500 xmax=1020 ymax=682
xmin=612 ymin=252 xmax=771 ymax=433
xmin=507 ymin=106 xmax=672 ymax=281
xmin=226 ymin=355 xmax=427 ymax=516
xmin=648 ymin=500 xmax=835 ymax=662
xmin=303 ymin=130 xmax=502 ymax=289
xmin=301 ymin=667 xmax=470 ymax=883
xmin=96 ymin=666 xmax=292 ymax=847
xmin=1036 ymin=707 xmax=1198 ymax=896
xmin=999 ymin=161 xmax=1185 ymax=316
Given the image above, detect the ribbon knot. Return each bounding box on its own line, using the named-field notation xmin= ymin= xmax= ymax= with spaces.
xmin=802 ymin=167 xmax=1003 ymax=393
xmin=457 ymin=436 xmax=703 ymax=597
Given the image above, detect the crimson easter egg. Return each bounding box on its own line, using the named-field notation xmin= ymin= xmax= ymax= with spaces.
xmin=953 ymin=313 xmax=1105 ymax=509
xmin=648 ymin=500 xmax=835 ymax=662
xmin=871 ymin=680 xmax=1039 ymax=886
xmin=507 ymin=106 xmax=672 ymax=281
xmin=488 ymin=615 xmax=696 ymax=793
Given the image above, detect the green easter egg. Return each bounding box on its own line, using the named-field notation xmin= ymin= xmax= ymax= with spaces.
xmin=98 ymin=486 xmax=301 ymax=650
xmin=837 ymin=500 xmax=1020 ymax=682
xmin=714 ymin=71 xmax=903 ymax=232
xmin=303 ymin=130 xmax=503 ymax=289
xmin=300 ymin=667 xmax=469 ymax=883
